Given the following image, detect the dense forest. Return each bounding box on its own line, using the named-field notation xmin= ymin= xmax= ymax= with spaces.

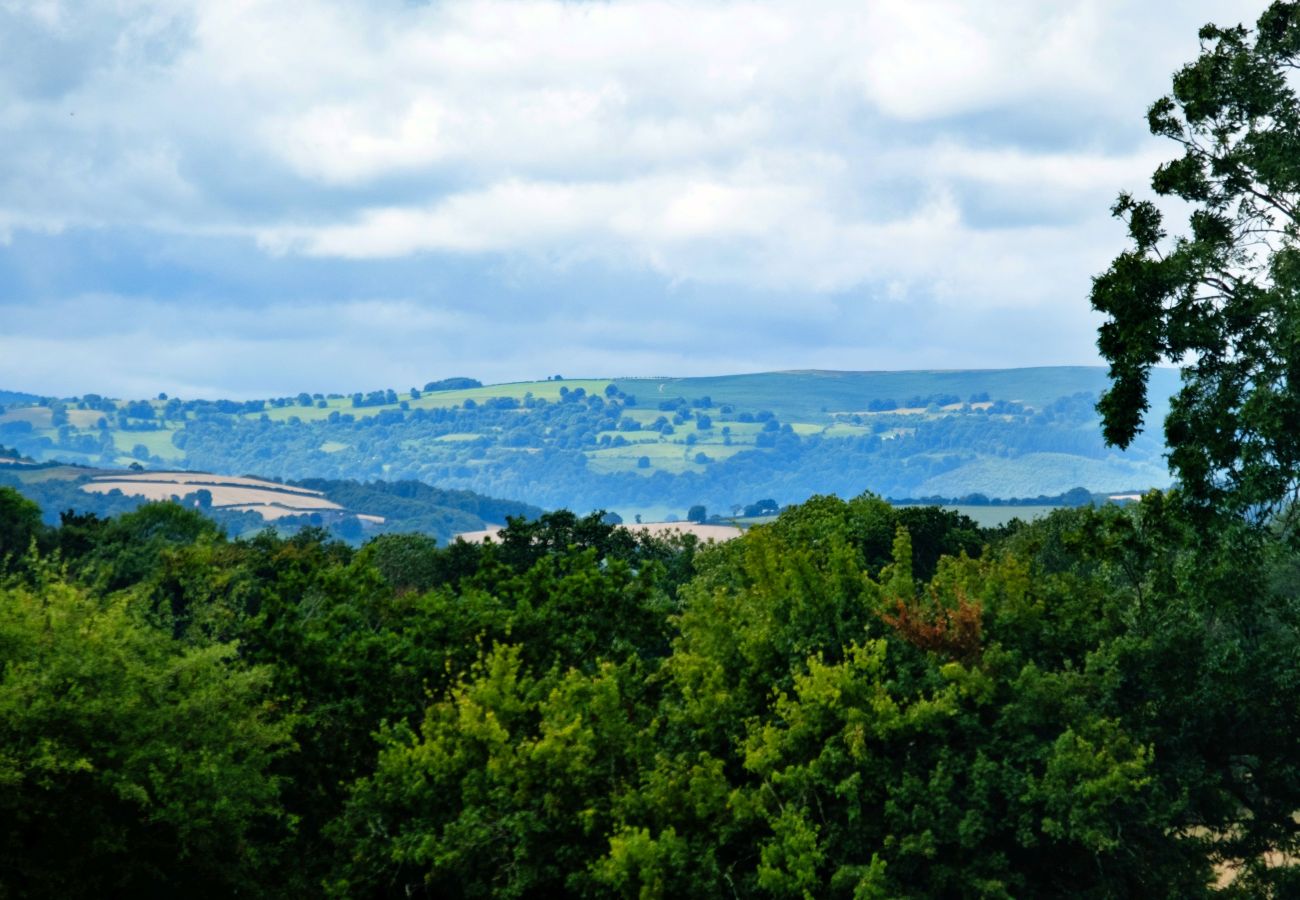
xmin=2 ymin=484 xmax=1298 ymax=896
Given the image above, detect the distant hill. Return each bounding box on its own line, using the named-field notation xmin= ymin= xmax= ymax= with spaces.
xmin=0 ymin=462 xmax=541 ymax=545
xmin=0 ymin=367 xmax=1178 ymax=517
xmin=613 ymin=368 xmax=1181 ymax=424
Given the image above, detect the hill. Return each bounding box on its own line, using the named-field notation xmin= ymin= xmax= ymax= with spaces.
xmin=0 ymin=368 xmax=1177 ymax=517
xmin=0 ymin=459 xmax=541 ymax=545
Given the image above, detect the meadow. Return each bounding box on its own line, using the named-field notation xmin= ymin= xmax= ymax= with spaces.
xmin=0 ymin=367 xmax=1177 ymax=519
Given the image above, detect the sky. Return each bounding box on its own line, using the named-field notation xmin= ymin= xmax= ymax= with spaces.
xmin=0 ymin=0 xmax=1273 ymax=399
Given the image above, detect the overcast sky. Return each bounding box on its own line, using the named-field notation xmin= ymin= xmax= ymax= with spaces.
xmin=0 ymin=0 xmax=1271 ymax=398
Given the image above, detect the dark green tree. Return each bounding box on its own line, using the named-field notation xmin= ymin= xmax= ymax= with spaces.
xmin=1091 ymin=1 xmax=1300 ymax=523
xmin=0 ymin=486 xmax=44 ymax=569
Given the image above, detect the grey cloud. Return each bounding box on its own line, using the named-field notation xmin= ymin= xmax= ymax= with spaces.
xmin=0 ymin=0 xmax=1279 ymax=396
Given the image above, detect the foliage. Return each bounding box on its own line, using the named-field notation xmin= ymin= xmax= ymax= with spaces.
xmin=1 ymin=491 xmax=1297 ymax=895
xmin=1091 ymin=1 xmax=1300 ymax=523
xmin=0 ymin=487 xmax=45 ymax=571
xmin=0 ymin=369 xmax=1176 ymax=517
xmin=0 ymin=573 xmax=292 ymax=896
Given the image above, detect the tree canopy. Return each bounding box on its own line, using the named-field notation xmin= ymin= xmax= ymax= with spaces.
xmin=1092 ymin=1 xmax=1300 ymax=522
xmin=0 ymin=486 xmax=1297 ymax=894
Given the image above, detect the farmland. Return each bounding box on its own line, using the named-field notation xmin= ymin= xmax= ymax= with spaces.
xmin=0 ymin=367 xmax=1178 ymax=518
xmin=0 ymin=460 xmax=543 ymax=545
xmin=81 ymin=472 xmax=351 ymax=519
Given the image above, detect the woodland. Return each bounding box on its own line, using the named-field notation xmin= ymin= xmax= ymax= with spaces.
xmin=4 ymin=2 xmax=1300 ymax=896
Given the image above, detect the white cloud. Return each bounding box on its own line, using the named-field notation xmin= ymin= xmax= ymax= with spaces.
xmin=0 ymin=0 xmax=1280 ymax=392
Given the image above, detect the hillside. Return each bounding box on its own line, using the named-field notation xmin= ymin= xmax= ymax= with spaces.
xmin=0 ymin=458 xmax=541 ymax=545
xmin=0 ymin=367 xmax=1178 ymax=517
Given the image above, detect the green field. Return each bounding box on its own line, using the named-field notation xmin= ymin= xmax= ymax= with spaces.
xmin=0 ymin=367 xmax=1175 ymax=511
xmin=113 ymin=429 xmax=180 ymax=461
xmin=612 ymin=368 xmax=1182 ymax=425
xmin=915 ymin=453 xmax=1166 ymax=499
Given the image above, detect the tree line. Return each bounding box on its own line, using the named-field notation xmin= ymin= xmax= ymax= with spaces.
xmin=1 ymin=484 xmax=1298 ymax=896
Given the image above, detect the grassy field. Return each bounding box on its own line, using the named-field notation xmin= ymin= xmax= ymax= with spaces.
xmin=612 ymin=368 xmax=1181 ymax=424
xmin=256 ymin=380 xmax=614 ymax=423
xmin=916 ymin=453 xmax=1168 ymax=498
xmin=0 ymin=368 xmax=1176 ymax=509
xmin=113 ymin=429 xmax=180 ymax=460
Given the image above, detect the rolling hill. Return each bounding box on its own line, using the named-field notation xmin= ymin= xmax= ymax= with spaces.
xmin=0 ymin=458 xmax=542 ymax=545
xmin=0 ymin=367 xmax=1179 ymax=518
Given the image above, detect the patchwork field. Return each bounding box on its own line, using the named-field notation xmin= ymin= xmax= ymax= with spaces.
xmin=0 ymin=367 xmax=1180 ymax=518
xmin=81 ymin=472 xmax=358 ymax=521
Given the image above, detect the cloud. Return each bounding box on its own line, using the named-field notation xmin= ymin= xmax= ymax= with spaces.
xmin=0 ymin=0 xmax=1278 ymax=394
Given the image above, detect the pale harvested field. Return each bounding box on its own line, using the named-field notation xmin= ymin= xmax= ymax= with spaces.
xmin=221 ymin=503 xmax=380 ymax=522
xmin=98 ymin=471 xmax=325 ymax=496
xmin=0 ymin=408 xmax=51 ymax=426
xmin=457 ymin=521 xmax=742 ymax=543
xmin=65 ymin=409 xmax=106 ymax=427
xmin=83 ymin=480 xmax=341 ymax=511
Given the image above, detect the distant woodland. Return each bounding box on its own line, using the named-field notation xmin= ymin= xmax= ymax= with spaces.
xmin=0 ymin=368 xmax=1177 ymax=516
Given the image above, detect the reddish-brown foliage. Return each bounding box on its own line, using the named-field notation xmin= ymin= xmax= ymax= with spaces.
xmin=880 ymin=585 xmax=983 ymax=663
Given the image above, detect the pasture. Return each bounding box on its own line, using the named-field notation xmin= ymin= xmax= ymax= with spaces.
xmin=612 ymin=368 xmax=1181 ymax=424
xmin=0 ymin=367 xmax=1177 ymax=508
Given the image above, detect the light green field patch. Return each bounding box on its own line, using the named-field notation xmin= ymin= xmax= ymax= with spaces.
xmin=436 ymin=433 xmax=483 ymax=442
xmin=259 ymin=401 xmax=344 ymax=423
xmin=588 ymin=456 xmax=704 ymax=475
xmin=679 ymin=443 xmax=747 ymax=462
xmin=409 ymin=379 xmax=613 ymax=411
xmin=588 ymin=441 xmax=683 ymax=461
xmin=617 ymin=408 xmax=671 ymax=424
xmin=822 ymin=423 xmax=876 ymax=438
xmin=112 ymin=429 xmax=182 ymax=461
xmin=586 ymin=438 xmax=737 ymax=475
xmin=916 ymin=452 xmax=1170 ymax=498
xmin=732 ymin=515 xmax=779 ymax=528
xmin=320 ymin=441 xmax=350 ymax=453
xmin=717 ymin=421 xmax=764 ymax=436
xmin=594 ymin=431 xmax=663 ymax=445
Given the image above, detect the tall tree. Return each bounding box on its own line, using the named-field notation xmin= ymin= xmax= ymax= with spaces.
xmin=1091 ymin=1 xmax=1300 ymax=523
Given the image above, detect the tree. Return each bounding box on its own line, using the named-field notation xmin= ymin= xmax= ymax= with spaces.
xmin=686 ymin=504 xmax=707 ymax=523
xmin=0 ymin=486 xmax=44 ymax=568
xmin=1090 ymin=2 xmax=1300 ymax=523
xmin=0 ymin=577 xmax=292 ymax=894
